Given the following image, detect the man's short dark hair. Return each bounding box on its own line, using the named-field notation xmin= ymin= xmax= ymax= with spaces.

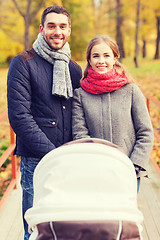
xmin=41 ymin=5 xmax=71 ymax=27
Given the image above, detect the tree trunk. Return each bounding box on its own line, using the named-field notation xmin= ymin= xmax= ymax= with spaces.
xmin=24 ymin=16 xmax=31 ymax=50
xmin=116 ymin=0 xmax=125 ymax=59
xmin=142 ymin=39 xmax=146 ymax=58
xmin=154 ymin=16 xmax=160 ymax=59
xmin=134 ymin=0 xmax=141 ymax=68
xmin=12 ymin=0 xmax=45 ymax=51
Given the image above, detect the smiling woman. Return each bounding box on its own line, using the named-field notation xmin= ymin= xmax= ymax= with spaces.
xmin=72 ymin=34 xmax=154 ymax=194
xmin=89 ymin=42 xmax=117 ymax=74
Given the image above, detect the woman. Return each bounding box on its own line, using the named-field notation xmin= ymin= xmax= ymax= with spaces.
xmin=72 ymin=34 xmax=154 ymax=191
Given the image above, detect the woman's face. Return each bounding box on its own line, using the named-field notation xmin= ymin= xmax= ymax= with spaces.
xmin=89 ymin=42 xmax=117 ymax=74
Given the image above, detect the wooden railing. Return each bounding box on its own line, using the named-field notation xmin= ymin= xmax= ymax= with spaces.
xmin=141 ymin=89 xmax=160 ymax=175
xmin=0 ymin=110 xmax=19 ymax=210
xmin=0 ymin=89 xmax=160 ymax=208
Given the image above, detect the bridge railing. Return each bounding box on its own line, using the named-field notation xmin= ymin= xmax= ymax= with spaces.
xmin=141 ymin=89 xmax=160 ymax=174
xmin=0 ymin=110 xmax=19 ymax=210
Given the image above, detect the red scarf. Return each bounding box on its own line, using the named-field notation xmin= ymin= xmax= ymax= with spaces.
xmin=81 ymin=67 xmax=129 ymax=94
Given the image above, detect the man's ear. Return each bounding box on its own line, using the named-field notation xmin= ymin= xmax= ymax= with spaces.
xmin=68 ymin=26 xmax=71 ymax=36
xmin=39 ymin=25 xmax=44 ymax=35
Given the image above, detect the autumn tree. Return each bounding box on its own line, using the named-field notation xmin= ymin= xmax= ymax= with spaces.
xmin=0 ymin=0 xmax=24 ymax=62
xmin=154 ymin=1 xmax=160 ymax=59
xmin=115 ymin=0 xmax=125 ymax=59
xmin=0 ymin=0 xmax=159 ymax=63
xmin=92 ymin=0 xmax=126 ymax=60
xmin=134 ymin=0 xmax=141 ymax=67
xmin=11 ymin=0 xmax=46 ymax=50
xmin=62 ymin=0 xmax=95 ymax=60
xmin=91 ymin=0 xmax=113 ymax=36
xmin=140 ymin=0 xmax=156 ymax=58
xmin=154 ymin=16 xmax=160 ymax=59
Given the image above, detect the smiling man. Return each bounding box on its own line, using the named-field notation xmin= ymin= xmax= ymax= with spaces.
xmin=39 ymin=9 xmax=71 ymax=50
xmin=7 ymin=5 xmax=82 ymax=240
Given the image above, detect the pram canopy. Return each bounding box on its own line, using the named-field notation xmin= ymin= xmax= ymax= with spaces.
xmin=25 ymin=138 xmax=143 ymax=231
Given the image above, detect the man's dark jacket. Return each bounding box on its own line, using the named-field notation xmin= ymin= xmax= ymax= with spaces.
xmin=7 ymin=49 xmax=82 ymax=159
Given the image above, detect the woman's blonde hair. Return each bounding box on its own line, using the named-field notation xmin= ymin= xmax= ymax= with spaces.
xmin=83 ymin=34 xmax=134 ymax=82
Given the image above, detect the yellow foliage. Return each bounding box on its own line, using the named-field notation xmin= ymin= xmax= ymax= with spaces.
xmin=0 ymin=0 xmax=159 ymax=62
xmin=0 ymin=30 xmax=23 ymax=62
xmin=0 ymin=171 xmax=10 ymax=180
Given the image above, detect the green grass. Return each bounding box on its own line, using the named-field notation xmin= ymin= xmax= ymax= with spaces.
xmin=123 ymin=57 xmax=160 ymax=80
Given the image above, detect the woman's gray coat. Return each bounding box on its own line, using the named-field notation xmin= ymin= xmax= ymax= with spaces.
xmin=72 ymin=83 xmax=154 ymax=171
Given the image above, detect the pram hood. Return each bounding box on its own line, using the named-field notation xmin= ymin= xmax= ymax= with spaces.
xmin=25 ymin=138 xmax=143 ymax=229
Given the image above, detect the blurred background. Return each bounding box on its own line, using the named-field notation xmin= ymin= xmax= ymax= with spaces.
xmin=0 ymin=0 xmax=160 ymax=65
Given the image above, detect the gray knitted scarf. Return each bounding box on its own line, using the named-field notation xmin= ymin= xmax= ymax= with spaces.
xmin=33 ymin=33 xmax=72 ymax=99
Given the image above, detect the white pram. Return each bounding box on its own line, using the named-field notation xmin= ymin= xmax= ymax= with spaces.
xmin=25 ymin=138 xmax=143 ymax=240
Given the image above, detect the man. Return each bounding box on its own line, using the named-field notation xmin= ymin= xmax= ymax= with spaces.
xmin=7 ymin=5 xmax=82 ymax=240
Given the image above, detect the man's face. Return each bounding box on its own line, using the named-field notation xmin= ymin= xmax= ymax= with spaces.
xmin=40 ymin=12 xmax=71 ymax=50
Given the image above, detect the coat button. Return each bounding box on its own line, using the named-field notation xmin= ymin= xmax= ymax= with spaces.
xmin=63 ymin=106 xmax=66 ymax=109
